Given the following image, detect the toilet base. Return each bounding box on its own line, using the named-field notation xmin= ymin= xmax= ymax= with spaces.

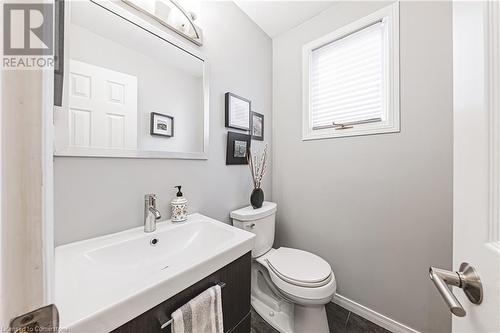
xmin=251 ymin=262 xmax=330 ymax=333
xmin=252 ymin=295 xmax=294 ymax=333
xmin=252 ymin=296 xmax=330 ymax=333
xmin=294 ymin=304 xmax=329 ymax=333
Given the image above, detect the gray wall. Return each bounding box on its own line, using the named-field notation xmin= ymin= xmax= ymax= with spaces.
xmin=54 ymin=1 xmax=272 ymax=245
xmin=272 ymin=2 xmax=452 ymax=332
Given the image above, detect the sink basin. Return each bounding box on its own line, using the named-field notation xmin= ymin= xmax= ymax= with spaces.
xmin=55 ymin=213 xmax=255 ymax=332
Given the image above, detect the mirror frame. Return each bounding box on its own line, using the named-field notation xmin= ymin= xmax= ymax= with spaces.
xmin=54 ymin=0 xmax=209 ymax=160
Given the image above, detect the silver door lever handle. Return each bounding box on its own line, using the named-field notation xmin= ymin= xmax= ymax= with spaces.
xmin=429 ymin=263 xmax=483 ymax=317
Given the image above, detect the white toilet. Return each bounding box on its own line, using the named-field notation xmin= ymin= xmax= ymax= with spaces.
xmin=231 ymin=201 xmax=336 ymax=333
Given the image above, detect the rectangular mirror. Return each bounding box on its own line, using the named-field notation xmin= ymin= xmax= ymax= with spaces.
xmin=54 ymin=0 xmax=208 ymax=159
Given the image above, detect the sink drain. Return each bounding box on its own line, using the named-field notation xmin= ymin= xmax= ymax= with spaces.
xmin=150 ymin=238 xmax=159 ymax=246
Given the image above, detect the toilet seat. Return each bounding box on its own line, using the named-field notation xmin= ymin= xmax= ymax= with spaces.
xmin=265 ymin=247 xmax=332 ymax=288
xmin=256 ymin=248 xmax=336 ymax=304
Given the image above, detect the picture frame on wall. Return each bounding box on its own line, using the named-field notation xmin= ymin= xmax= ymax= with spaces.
xmin=150 ymin=112 xmax=174 ymax=137
xmin=226 ymin=131 xmax=251 ymax=165
xmin=251 ymin=112 xmax=264 ymax=141
xmin=225 ymin=92 xmax=251 ymax=131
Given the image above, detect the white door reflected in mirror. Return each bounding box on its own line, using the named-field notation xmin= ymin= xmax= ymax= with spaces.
xmin=68 ymin=60 xmax=138 ymax=149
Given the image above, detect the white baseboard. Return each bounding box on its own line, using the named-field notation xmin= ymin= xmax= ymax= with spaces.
xmin=332 ymin=294 xmax=421 ymax=333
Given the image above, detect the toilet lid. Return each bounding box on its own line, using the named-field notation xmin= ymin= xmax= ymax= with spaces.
xmin=266 ymin=247 xmax=332 ymax=287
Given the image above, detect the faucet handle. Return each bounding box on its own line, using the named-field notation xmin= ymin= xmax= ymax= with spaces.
xmin=145 ymin=193 xmax=157 ymax=207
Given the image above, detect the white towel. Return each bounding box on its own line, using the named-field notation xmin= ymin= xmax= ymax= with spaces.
xmin=171 ymin=285 xmax=224 ymax=333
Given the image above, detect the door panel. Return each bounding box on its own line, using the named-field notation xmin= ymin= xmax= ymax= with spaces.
xmin=452 ymin=2 xmax=500 ymax=332
xmin=68 ymin=60 xmax=138 ymax=149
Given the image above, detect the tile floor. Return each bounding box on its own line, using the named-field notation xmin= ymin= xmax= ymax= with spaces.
xmin=251 ymin=302 xmax=391 ymax=333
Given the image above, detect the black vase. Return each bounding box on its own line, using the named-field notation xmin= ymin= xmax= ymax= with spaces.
xmin=250 ymin=188 xmax=264 ymax=209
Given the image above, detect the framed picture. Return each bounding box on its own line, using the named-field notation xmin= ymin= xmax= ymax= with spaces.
xmin=251 ymin=112 xmax=264 ymax=141
xmin=150 ymin=112 xmax=174 ymax=137
xmin=225 ymin=92 xmax=251 ymax=131
xmin=226 ymin=131 xmax=251 ymax=165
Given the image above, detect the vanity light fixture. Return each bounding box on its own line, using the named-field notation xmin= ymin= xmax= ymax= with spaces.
xmin=122 ymin=0 xmax=203 ymax=46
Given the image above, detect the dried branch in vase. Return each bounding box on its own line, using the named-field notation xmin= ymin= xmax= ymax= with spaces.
xmin=247 ymin=144 xmax=268 ymax=189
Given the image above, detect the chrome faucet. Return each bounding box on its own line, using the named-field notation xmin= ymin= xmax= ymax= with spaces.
xmin=144 ymin=194 xmax=161 ymax=233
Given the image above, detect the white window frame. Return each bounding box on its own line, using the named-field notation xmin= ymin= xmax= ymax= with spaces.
xmin=302 ymin=2 xmax=400 ymax=141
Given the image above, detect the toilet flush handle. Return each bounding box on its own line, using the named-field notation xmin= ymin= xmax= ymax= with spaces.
xmin=246 ymin=223 xmax=256 ymax=229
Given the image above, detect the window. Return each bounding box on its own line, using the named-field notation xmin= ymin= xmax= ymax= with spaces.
xmin=302 ymin=3 xmax=399 ymax=140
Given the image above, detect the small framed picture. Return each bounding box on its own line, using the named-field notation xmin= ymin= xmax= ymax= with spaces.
xmin=150 ymin=112 xmax=174 ymax=137
xmin=251 ymin=112 xmax=264 ymax=141
xmin=225 ymin=92 xmax=251 ymax=131
xmin=226 ymin=131 xmax=251 ymax=165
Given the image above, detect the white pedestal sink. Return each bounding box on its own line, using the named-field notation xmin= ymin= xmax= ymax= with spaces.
xmin=55 ymin=213 xmax=255 ymax=333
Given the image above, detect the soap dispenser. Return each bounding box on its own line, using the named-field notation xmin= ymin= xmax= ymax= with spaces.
xmin=171 ymin=186 xmax=188 ymax=222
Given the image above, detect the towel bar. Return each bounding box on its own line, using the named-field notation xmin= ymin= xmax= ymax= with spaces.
xmin=158 ymin=282 xmax=226 ymax=330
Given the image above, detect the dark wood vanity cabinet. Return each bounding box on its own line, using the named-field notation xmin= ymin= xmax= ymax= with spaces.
xmin=112 ymin=252 xmax=251 ymax=333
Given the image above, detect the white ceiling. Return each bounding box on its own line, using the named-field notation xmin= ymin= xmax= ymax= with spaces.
xmin=234 ymin=1 xmax=336 ymax=38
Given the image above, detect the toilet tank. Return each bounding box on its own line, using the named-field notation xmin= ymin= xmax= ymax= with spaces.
xmin=230 ymin=202 xmax=277 ymax=258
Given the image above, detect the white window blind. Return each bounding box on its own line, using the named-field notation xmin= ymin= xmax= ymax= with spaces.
xmin=310 ymin=21 xmax=386 ymax=129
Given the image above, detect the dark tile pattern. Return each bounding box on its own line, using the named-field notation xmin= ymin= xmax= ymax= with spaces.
xmin=251 ymin=308 xmax=279 ymax=333
xmin=251 ymin=303 xmax=392 ymax=333
xmin=326 ymin=302 xmax=350 ymax=333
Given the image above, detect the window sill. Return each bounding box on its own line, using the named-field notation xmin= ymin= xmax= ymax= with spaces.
xmin=302 ymin=122 xmax=400 ymax=141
